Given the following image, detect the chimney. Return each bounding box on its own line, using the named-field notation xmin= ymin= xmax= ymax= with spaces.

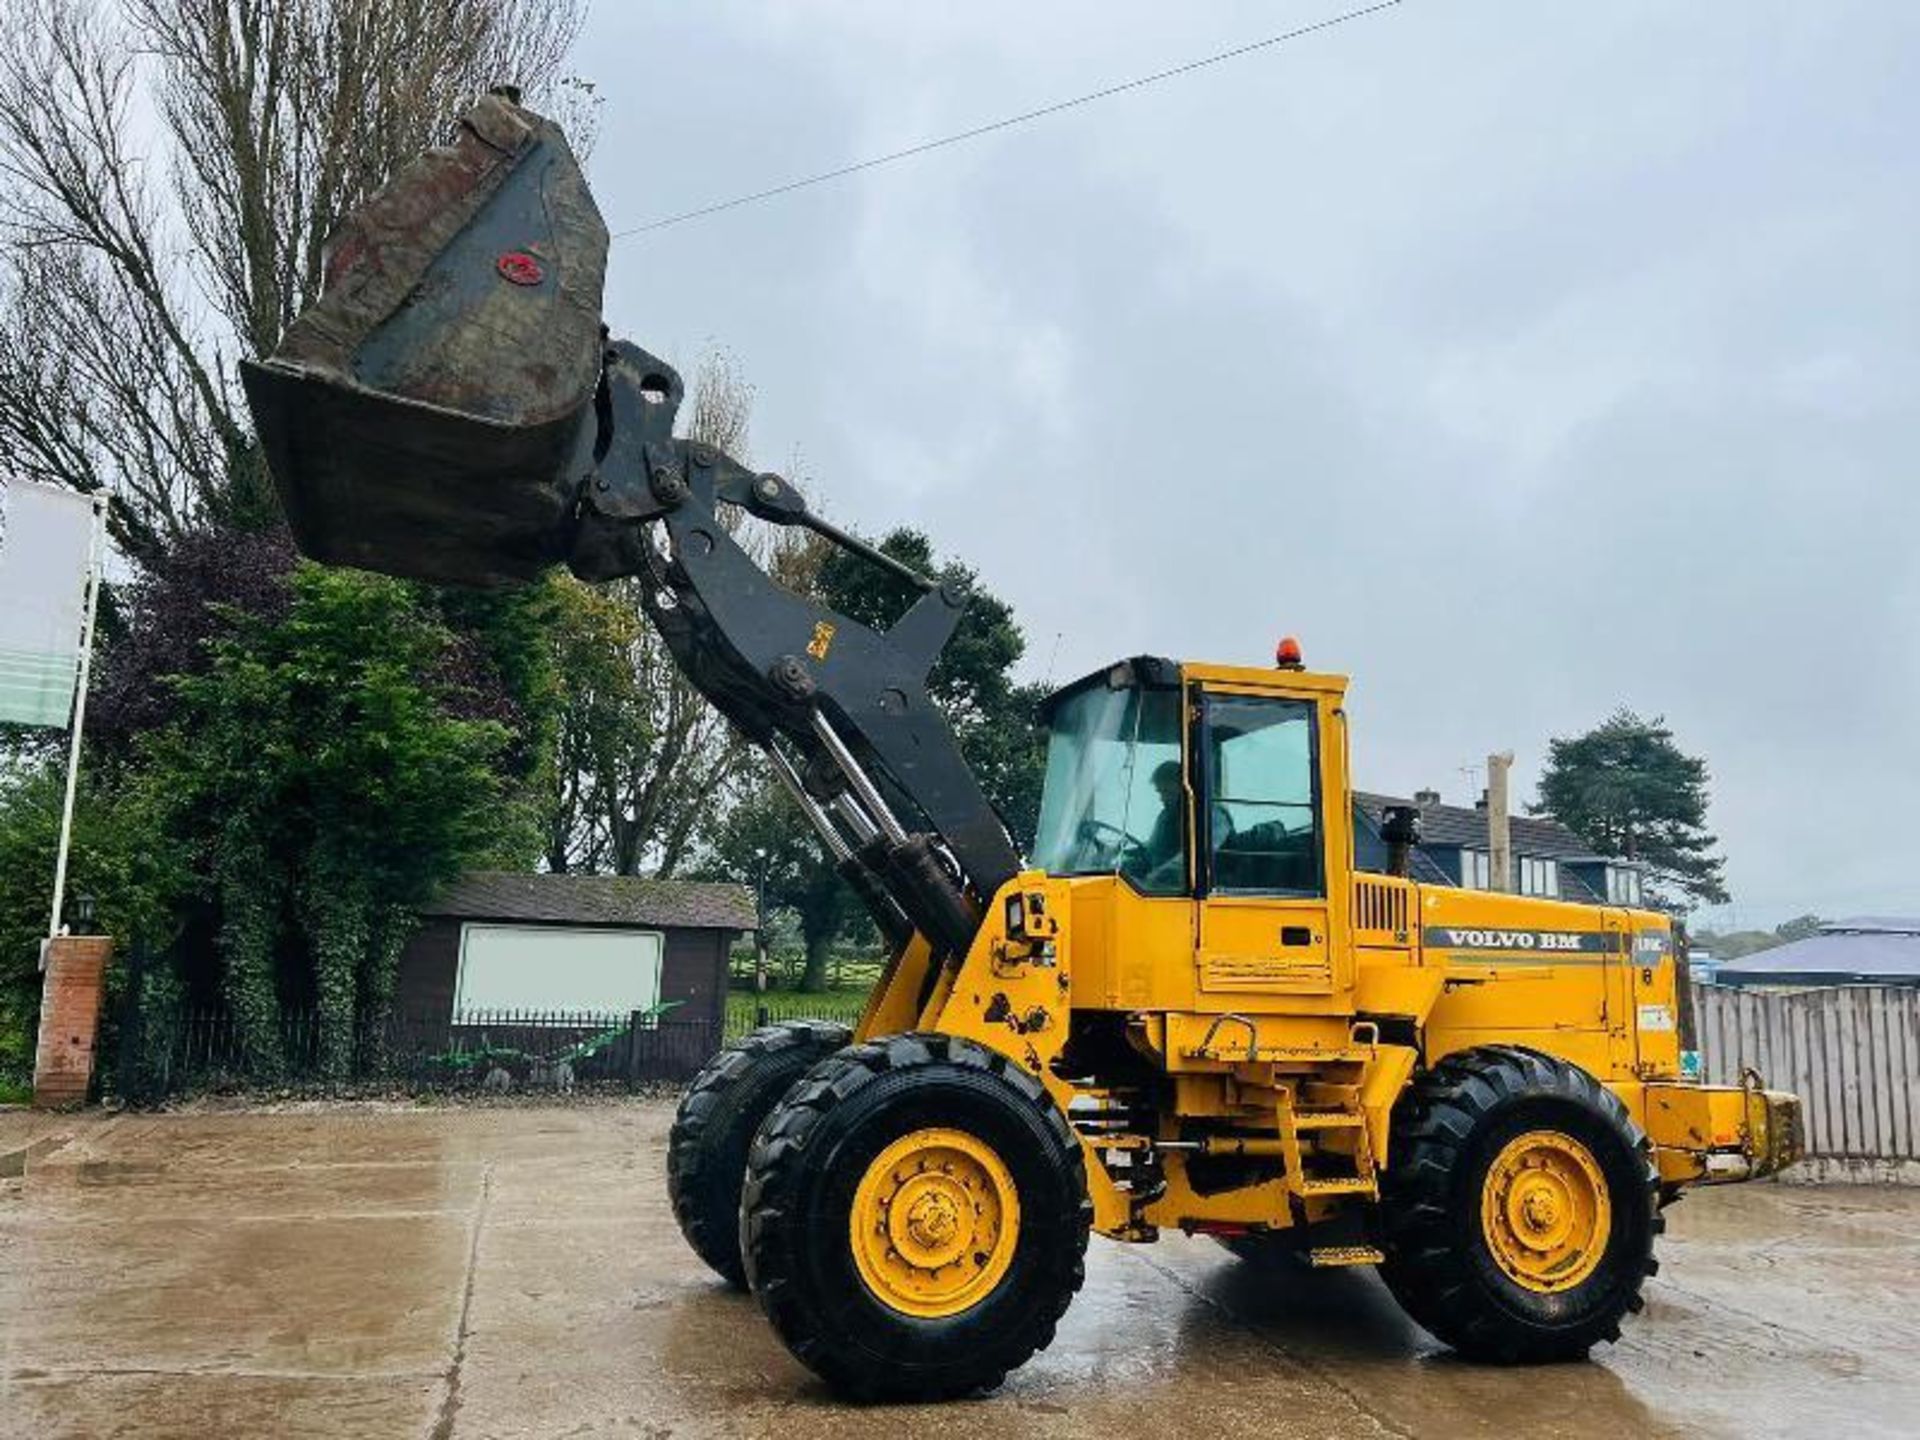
xmin=1413 ymin=788 xmax=1440 ymax=808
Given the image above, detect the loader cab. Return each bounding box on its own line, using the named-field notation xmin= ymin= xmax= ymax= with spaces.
xmin=1031 ymin=655 xmax=1351 ymax=911
xmin=1030 ymin=659 xmax=1190 ymax=894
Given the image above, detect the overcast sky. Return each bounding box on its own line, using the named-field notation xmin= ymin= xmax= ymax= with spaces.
xmin=571 ymin=1 xmax=1918 ymax=928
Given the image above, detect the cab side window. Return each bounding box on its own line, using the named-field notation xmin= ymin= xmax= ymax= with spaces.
xmin=1205 ymin=696 xmax=1321 ymax=897
xmin=1116 ymin=688 xmax=1187 ymax=896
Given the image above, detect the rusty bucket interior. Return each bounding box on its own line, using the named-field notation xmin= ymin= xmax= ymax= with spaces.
xmin=241 ymin=95 xmax=609 ymax=588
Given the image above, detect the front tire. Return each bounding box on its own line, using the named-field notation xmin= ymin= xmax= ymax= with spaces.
xmin=668 ymin=1019 xmax=852 ymax=1287
xmin=742 ymin=1033 xmax=1091 ymax=1401
xmin=1377 ymin=1046 xmax=1660 ymax=1363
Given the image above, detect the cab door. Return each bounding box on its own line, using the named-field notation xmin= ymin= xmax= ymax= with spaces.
xmin=1191 ymin=688 xmax=1346 ymax=1007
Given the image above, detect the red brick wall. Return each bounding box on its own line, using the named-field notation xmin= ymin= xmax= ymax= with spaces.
xmin=33 ymin=936 xmax=113 ymax=1108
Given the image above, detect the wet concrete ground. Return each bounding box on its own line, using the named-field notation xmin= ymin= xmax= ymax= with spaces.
xmin=2 ymin=1101 xmax=1914 ymax=1440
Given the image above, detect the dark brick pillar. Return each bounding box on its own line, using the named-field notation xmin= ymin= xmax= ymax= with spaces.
xmin=33 ymin=936 xmax=113 ymax=1109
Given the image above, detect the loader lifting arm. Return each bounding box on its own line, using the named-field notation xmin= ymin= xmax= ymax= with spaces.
xmin=566 ymin=336 xmax=1022 ymax=959
xmin=239 ymin=92 xmax=1016 ymax=966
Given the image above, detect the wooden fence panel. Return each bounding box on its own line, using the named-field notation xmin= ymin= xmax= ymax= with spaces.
xmin=1692 ymin=983 xmax=1920 ymax=1161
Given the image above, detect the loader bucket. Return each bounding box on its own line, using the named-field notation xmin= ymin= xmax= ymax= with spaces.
xmin=241 ymin=94 xmax=608 ymax=587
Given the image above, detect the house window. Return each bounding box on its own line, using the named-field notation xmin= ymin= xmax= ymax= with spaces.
xmin=1606 ymin=867 xmax=1643 ymax=906
xmin=1460 ymin=849 xmax=1492 ymax=889
xmin=1459 ymin=850 xmax=1557 ymax=895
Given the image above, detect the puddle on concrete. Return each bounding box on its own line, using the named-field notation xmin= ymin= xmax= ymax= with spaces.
xmin=73 ymin=1159 xmax=165 ymax=1186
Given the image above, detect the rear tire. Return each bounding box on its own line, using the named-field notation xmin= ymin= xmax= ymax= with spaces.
xmin=668 ymin=1019 xmax=852 ymax=1287
xmin=1377 ymin=1045 xmax=1660 ymax=1363
xmin=742 ymin=1032 xmax=1091 ymax=1401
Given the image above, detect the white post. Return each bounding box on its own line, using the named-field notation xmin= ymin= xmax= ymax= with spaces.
xmin=46 ymin=496 xmax=106 ymax=951
xmin=1486 ymin=750 xmax=1514 ymax=894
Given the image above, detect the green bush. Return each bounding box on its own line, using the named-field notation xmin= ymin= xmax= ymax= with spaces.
xmin=0 ymin=558 xmax=551 ymax=1089
xmin=142 ymin=563 xmax=535 ymax=1077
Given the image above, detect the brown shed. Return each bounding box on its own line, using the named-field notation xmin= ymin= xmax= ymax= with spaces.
xmin=395 ymin=872 xmax=754 ymax=1029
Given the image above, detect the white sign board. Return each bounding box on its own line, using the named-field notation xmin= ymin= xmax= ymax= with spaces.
xmin=0 ymin=480 xmax=98 ymax=728
xmin=455 ymin=923 xmax=664 ymax=1017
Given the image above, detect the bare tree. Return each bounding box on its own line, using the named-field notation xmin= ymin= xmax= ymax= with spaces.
xmin=543 ymin=348 xmax=813 ymax=878
xmin=684 ymin=345 xmax=754 ymax=461
xmin=0 ymin=0 xmax=592 ymax=561
xmin=593 ymin=582 xmax=753 ymax=877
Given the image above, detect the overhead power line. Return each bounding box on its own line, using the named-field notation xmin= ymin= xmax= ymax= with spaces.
xmin=611 ymin=0 xmax=1409 ymax=240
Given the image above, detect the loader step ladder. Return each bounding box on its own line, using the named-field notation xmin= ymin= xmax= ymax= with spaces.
xmin=1297 ymin=1176 xmax=1377 ymax=1198
xmin=1293 ymin=1108 xmax=1367 ymax=1131
xmin=1281 ymin=1096 xmax=1379 ymax=1203
xmin=1307 ymin=1245 xmax=1385 ymax=1268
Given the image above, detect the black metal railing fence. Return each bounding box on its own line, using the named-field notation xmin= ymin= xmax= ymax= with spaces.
xmin=110 ymin=1004 xmax=724 ymax=1104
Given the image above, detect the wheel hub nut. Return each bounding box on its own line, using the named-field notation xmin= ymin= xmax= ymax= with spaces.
xmin=1523 ymin=1189 xmax=1558 ymax=1230
xmin=907 ymin=1191 xmax=961 ymax=1249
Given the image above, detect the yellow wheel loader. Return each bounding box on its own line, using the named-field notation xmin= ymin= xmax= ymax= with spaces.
xmin=244 ymin=94 xmax=1802 ymax=1402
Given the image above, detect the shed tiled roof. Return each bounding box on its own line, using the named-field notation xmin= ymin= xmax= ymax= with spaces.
xmin=1354 ymin=792 xmax=1596 ymax=860
xmin=420 ymin=872 xmax=756 ymax=932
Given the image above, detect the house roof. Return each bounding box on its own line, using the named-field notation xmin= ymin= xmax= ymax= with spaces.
xmin=421 ymin=872 xmax=756 ymax=932
xmin=1815 ymin=916 xmax=1920 ymax=936
xmin=1353 ymin=792 xmax=1597 ymax=861
xmin=1716 ymin=917 xmax=1920 ymax=985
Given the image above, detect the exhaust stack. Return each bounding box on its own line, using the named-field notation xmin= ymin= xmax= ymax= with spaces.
xmin=1380 ymin=804 xmax=1421 ymax=879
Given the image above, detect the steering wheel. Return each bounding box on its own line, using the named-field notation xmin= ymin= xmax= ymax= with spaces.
xmin=1078 ymin=817 xmax=1147 ymax=854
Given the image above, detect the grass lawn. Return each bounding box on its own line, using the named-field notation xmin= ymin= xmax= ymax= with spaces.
xmin=724 ymin=986 xmax=869 ymax=1038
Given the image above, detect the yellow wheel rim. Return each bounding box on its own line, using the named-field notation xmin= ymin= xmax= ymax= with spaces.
xmin=849 ymin=1127 xmax=1021 ymax=1319
xmin=1480 ymin=1129 xmax=1611 ymax=1295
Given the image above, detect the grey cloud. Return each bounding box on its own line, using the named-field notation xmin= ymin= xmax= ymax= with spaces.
xmin=582 ymin=1 xmax=1920 ymax=924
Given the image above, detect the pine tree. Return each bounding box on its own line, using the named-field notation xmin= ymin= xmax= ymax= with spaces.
xmin=1533 ymin=709 xmax=1729 ymax=909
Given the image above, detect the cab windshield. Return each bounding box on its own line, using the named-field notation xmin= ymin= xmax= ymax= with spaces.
xmin=1029 ymin=684 xmax=1186 ymax=895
